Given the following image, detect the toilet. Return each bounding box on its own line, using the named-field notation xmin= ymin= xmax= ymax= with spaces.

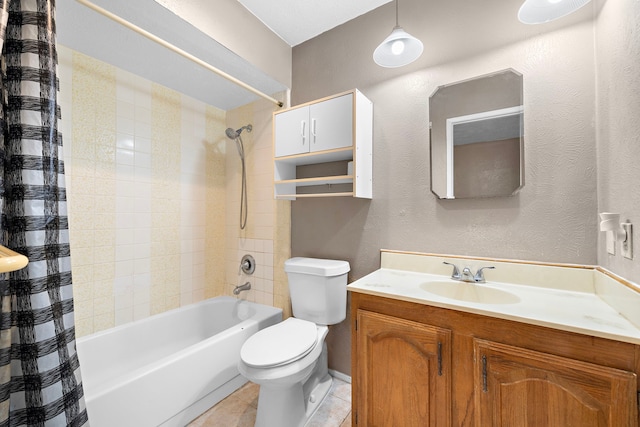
xmin=238 ymin=257 xmax=350 ymax=427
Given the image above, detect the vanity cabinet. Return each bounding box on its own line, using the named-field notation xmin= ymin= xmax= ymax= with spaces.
xmin=273 ymin=89 xmax=373 ymax=199
xmin=356 ymin=310 xmax=451 ymax=426
xmin=476 ymin=339 xmax=637 ymax=427
xmin=351 ymin=292 xmax=640 ymax=426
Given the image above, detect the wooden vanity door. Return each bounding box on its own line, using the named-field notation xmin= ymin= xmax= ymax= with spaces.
xmin=355 ymin=310 xmax=451 ymax=427
xmin=474 ymin=339 xmax=638 ymax=427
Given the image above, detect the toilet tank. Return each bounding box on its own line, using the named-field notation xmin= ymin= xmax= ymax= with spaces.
xmin=284 ymin=257 xmax=350 ymax=325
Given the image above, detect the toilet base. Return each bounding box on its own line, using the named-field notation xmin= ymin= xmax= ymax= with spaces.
xmin=303 ymin=373 xmax=332 ymax=423
xmin=255 ymin=382 xmax=305 ymax=427
xmin=253 ymin=343 xmax=332 ymax=427
xmin=254 ymin=374 xmax=332 ymax=427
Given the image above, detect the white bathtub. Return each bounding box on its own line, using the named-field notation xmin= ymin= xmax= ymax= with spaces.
xmin=76 ymin=296 xmax=282 ymax=427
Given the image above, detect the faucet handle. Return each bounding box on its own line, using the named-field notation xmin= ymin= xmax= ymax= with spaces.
xmin=443 ymin=262 xmax=461 ymax=280
xmin=474 ymin=266 xmax=495 ymax=283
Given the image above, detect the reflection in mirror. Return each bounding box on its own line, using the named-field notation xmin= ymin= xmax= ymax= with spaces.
xmin=430 ymin=69 xmax=524 ymax=199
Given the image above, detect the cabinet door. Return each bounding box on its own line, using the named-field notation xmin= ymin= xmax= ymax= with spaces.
xmin=309 ymin=93 xmax=353 ymax=153
xmin=475 ymin=339 xmax=638 ymax=427
xmin=356 ymin=310 xmax=451 ymax=427
xmin=274 ymin=106 xmax=310 ymax=157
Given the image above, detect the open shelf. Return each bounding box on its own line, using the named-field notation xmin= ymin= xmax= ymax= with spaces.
xmin=275 ymin=192 xmax=354 ymax=199
xmin=275 ymin=174 xmax=353 ymax=187
xmin=274 ymin=147 xmax=353 ymax=166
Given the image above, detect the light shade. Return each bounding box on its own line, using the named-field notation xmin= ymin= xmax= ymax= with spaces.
xmin=373 ymin=26 xmax=424 ymax=68
xmin=518 ymin=0 xmax=592 ymax=24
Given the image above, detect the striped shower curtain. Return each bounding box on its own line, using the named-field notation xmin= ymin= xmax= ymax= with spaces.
xmin=0 ymin=0 xmax=88 ymax=426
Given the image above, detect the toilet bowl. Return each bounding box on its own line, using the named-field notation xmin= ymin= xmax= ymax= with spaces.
xmin=238 ymin=257 xmax=350 ymax=427
xmin=238 ymin=319 xmax=330 ymax=427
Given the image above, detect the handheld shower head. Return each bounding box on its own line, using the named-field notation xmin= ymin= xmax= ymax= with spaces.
xmin=225 ymin=124 xmax=252 ymax=140
xmin=225 ymin=128 xmax=238 ymax=139
xmin=224 ymin=124 xmax=252 ymax=231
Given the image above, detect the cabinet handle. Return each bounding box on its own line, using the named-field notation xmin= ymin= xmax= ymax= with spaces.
xmin=311 ymin=118 xmax=317 ymax=144
xmin=301 ymin=120 xmax=306 ymax=145
xmin=437 ymin=342 xmax=443 ymax=376
xmin=482 ymin=355 xmax=488 ymax=392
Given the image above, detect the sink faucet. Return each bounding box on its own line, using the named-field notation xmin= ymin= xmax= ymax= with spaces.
xmin=443 ymin=262 xmax=495 ymax=283
xmin=461 ymin=267 xmax=475 ymax=282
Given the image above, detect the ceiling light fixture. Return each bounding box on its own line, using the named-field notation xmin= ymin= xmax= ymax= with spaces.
xmin=518 ymin=0 xmax=592 ymax=24
xmin=373 ymin=0 xmax=423 ymax=68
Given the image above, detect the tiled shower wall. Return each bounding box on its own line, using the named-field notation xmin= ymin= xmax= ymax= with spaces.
xmin=58 ymin=45 xmax=290 ymax=337
xmin=225 ymin=102 xmax=291 ymax=313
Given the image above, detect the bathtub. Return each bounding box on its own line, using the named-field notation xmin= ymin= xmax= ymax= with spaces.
xmin=76 ymin=296 xmax=282 ymax=427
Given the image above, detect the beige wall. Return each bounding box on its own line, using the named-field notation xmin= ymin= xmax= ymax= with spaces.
xmin=595 ymin=0 xmax=640 ymax=284
xmin=292 ymin=19 xmax=597 ymax=276
xmin=59 ymin=46 xmax=290 ymax=337
xmin=291 ymin=5 xmax=599 ymax=375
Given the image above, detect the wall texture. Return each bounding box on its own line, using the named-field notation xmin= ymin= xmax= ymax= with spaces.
xmin=595 ymin=0 xmax=640 ymax=284
xmin=291 ymin=6 xmax=598 ymax=375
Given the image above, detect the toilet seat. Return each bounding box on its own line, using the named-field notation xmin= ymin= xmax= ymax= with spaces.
xmin=241 ymin=318 xmax=318 ymax=368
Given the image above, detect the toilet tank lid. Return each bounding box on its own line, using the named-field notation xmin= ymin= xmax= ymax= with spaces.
xmin=284 ymin=257 xmax=350 ymax=277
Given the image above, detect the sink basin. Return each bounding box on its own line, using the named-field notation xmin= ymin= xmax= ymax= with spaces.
xmin=419 ymin=281 xmax=520 ymax=304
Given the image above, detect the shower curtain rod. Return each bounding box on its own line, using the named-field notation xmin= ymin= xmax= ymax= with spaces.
xmin=75 ymin=0 xmax=284 ymax=108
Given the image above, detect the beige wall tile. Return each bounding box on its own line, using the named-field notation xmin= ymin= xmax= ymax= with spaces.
xmin=61 ymin=46 xmax=290 ymax=338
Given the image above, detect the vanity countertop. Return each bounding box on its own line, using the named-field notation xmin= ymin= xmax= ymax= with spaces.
xmin=347 ymin=250 xmax=640 ymax=345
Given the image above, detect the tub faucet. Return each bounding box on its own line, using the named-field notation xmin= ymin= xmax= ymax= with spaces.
xmin=233 ymin=282 xmax=251 ymax=295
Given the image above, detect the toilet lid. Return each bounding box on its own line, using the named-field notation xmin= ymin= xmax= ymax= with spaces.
xmin=241 ymin=318 xmax=318 ymax=368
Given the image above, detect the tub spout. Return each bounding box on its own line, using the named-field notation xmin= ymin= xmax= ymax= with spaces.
xmin=233 ymin=282 xmax=251 ymax=295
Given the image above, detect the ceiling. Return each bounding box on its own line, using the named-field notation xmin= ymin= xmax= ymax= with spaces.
xmin=237 ymin=0 xmax=392 ymax=46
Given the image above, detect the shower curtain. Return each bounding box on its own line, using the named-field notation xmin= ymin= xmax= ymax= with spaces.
xmin=0 ymin=0 xmax=88 ymax=425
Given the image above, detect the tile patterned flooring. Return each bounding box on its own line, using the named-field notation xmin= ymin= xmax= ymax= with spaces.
xmin=189 ymin=378 xmax=352 ymax=427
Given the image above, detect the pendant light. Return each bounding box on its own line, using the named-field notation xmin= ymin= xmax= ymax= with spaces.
xmin=373 ymin=0 xmax=423 ymax=68
xmin=518 ymin=0 xmax=592 ymax=24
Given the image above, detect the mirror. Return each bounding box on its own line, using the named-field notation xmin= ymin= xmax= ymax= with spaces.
xmin=430 ymin=69 xmax=524 ymax=199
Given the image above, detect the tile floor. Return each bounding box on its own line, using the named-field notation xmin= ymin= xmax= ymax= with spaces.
xmin=189 ymin=377 xmax=352 ymax=427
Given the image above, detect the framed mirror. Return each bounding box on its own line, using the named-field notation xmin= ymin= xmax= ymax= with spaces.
xmin=430 ymin=69 xmax=524 ymax=199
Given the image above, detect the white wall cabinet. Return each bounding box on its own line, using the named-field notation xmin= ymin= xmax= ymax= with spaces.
xmin=273 ymin=89 xmax=373 ymax=200
xmin=274 ymin=93 xmax=353 ymax=157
